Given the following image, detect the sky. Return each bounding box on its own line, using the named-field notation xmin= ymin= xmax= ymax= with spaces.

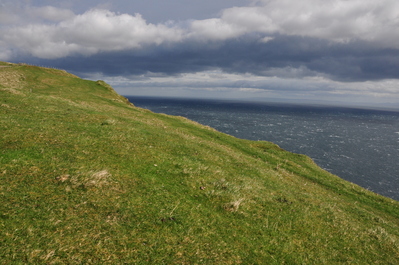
xmin=1 ymin=0 xmax=399 ymax=109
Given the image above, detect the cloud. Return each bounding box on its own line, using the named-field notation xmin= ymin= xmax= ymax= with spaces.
xmin=4 ymin=0 xmax=399 ymax=60
xmin=31 ymin=6 xmax=75 ymax=22
xmin=105 ymin=69 xmax=399 ymax=106
xmin=218 ymin=0 xmax=399 ymax=47
xmin=38 ymin=34 xmax=399 ymax=83
xmin=183 ymin=0 xmax=399 ymax=49
xmin=2 ymin=9 xmax=184 ymax=59
xmin=0 ymin=2 xmax=22 ymax=25
xmin=0 ymin=45 xmax=12 ymax=61
xmin=0 ymin=3 xmax=75 ymax=24
xmin=1 ymin=0 xmax=399 ymax=102
xmin=189 ymin=18 xmax=245 ymax=41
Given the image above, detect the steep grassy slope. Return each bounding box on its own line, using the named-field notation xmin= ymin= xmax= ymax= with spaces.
xmin=1 ymin=63 xmax=399 ymax=264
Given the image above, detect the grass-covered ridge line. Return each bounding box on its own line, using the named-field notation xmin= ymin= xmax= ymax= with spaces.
xmin=1 ymin=63 xmax=399 ymax=264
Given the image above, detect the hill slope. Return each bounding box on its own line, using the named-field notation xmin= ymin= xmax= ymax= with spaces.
xmin=1 ymin=62 xmax=399 ymax=264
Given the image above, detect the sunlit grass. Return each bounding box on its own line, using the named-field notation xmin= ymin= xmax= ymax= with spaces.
xmin=1 ymin=63 xmax=399 ymax=263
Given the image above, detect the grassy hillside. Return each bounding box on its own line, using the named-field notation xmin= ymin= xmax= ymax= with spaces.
xmin=1 ymin=62 xmax=399 ymax=264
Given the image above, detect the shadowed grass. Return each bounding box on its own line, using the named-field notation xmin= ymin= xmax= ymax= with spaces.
xmin=1 ymin=63 xmax=399 ymax=264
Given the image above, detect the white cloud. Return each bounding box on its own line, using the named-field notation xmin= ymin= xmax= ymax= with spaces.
xmin=57 ymin=9 xmax=184 ymax=51
xmin=259 ymin=36 xmax=274 ymax=43
xmin=218 ymin=0 xmax=399 ymax=47
xmin=107 ymin=70 xmax=399 ymax=103
xmin=189 ymin=18 xmax=245 ymax=40
xmin=2 ymin=0 xmax=399 ymax=60
xmin=186 ymin=0 xmax=399 ymax=47
xmin=2 ymin=9 xmax=184 ymax=59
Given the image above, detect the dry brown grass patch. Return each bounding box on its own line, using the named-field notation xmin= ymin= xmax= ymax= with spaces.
xmin=63 ymin=170 xmax=118 ymax=191
xmin=0 ymin=69 xmax=26 ymax=89
xmin=224 ymin=198 xmax=244 ymax=212
xmin=85 ymin=170 xmax=112 ymax=188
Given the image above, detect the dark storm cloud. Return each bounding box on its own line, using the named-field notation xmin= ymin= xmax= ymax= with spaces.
xmin=27 ymin=34 xmax=399 ymax=82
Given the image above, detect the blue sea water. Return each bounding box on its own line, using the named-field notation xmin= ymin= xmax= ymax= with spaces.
xmin=126 ymin=96 xmax=399 ymax=201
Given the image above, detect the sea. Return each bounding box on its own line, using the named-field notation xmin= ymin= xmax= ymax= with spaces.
xmin=126 ymin=96 xmax=399 ymax=201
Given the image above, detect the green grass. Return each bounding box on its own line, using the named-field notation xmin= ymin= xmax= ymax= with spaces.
xmin=1 ymin=63 xmax=399 ymax=264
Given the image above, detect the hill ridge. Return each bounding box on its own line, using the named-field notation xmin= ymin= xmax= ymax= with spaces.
xmin=1 ymin=62 xmax=399 ymax=264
